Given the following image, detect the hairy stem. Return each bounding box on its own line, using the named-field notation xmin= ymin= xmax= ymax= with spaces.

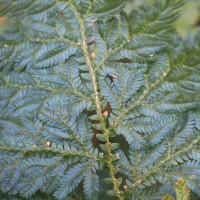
xmin=68 ymin=3 xmax=122 ymax=198
xmin=81 ymin=33 xmax=122 ymax=200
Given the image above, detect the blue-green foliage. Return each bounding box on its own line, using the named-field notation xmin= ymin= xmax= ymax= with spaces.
xmin=0 ymin=0 xmax=200 ymax=199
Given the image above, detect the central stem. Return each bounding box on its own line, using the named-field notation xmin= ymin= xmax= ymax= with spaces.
xmin=77 ymin=13 xmax=122 ymax=200
xmin=81 ymin=35 xmax=122 ymax=200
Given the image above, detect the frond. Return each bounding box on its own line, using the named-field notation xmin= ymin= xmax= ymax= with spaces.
xmin=0 ymin=0 xmax=200 ymax=199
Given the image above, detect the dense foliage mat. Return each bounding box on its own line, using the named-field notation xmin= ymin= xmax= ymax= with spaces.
xmin=0 ymin=0 xmax=200 ymax=199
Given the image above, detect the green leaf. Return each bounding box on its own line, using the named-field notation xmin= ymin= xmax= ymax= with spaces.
xmin=96 ymin=134 xmax=106 ymax=142
xmin=54 ymin=162 xmax=91 ymax=199
xmin=111 ymin=143 xmax=120 ymax=150
xmin=35 ymin=42 xmax=78 ymax=68
xmin=103 ymin=178 xmax=113 ymax=184
xmin=81 ymin=73 xmax=92 ymax=81
xmin=107 ymin=190 xmax=116 ymax=197
xmin=99 ymin=144 xmax=107 ymax=151
xmin=117 ymin=177 xmax=123 ymax=187
xmin=92 ymin=124 xmax=103 ymax=131
xmin=88 ymin=0 xmax=128 ymax=21
xmin=88 ymin=114 xmax=100 ymax=120
xmin=83 ymin=171 xmax=99 ymax=200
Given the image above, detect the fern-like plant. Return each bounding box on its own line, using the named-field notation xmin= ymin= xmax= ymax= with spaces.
xmin=0 ymin=0 xmax=200 ymax=199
